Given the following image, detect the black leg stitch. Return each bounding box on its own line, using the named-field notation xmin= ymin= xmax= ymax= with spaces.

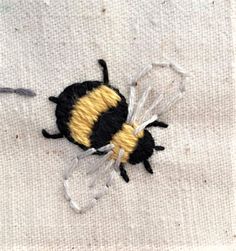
xmin=146 ymin=120 xmax=168 ymax=128
xmin=143 ymin=159 xmax=153 ymax=174
xmin=42 ymin=129 xmax=63 ymax=139
xmin=120 ymin=164 xmax=129 ymax=183
xmin=155 ymin=146 xmax=165 ymax=151
xmin=49 ymin=96 xmax=59 ymax=104
xmin=98 ymin=59 xmax=109 ymax=84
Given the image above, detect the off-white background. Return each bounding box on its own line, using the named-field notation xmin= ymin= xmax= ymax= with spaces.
xmin=0 ymin=0 xmax=235 ymax=250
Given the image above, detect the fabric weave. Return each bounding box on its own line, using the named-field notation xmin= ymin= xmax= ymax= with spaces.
xmin=0 ymin=0 xmax=235 ymax=250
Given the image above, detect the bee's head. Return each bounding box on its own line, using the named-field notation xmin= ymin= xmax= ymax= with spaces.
xmin=128 ymin=130 xmax=156 ymax=165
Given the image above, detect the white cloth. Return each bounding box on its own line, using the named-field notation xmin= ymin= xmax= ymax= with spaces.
xmin=0 ymin=0 xmax=235 ymax=250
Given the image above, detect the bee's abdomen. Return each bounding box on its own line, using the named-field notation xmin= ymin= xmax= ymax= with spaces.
xmin=55 ymin=81 xmax=101 ymax=149
xmin=55 ymin=82 xmax=128 ymax=149
xmin=90 ymin=94 xmax=128 ymax=148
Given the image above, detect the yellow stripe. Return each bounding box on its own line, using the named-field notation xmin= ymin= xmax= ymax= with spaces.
xmin=68 ymin=85 xmax=121 ymax=147
xmin=111 ymin=123 xmax=144 ymax=163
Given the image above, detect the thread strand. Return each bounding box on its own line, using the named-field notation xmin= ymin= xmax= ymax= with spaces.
xmin=0 ymin=87 xmax=36 ymax=97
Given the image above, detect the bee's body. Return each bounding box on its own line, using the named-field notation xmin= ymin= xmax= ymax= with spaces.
xmin=42 ymin=59 xmax=167 ymax=184
xmin=42 ymin=59 xmax=186 ymax=214
xmin=53 ymin=81 xmax=154 ymax=163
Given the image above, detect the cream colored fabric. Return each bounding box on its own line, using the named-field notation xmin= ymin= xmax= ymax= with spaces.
xmin=0 ymin=0 xmax=235 ymax=250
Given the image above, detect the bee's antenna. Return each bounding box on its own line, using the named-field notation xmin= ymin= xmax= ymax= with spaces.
xmin=98 ymin=59 xmax=109 ymax=84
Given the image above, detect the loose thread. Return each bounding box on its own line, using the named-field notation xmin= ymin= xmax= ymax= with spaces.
xmin=0 ymin=87 xmax=36 ymax=97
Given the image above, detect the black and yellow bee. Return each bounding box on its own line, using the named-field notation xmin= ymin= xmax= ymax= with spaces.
xmin=42 ymin=60 xmax=168 ymax=183
xmin=42 ymin=59 xmax=187 ymax=214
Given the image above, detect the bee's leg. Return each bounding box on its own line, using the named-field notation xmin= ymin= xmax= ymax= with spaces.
xmin=143 ymin=159 xmax=153 ymax=174
xmin=42 ymin=129 xmax=63 ymax=139
xmin=154 ymin=146 xmax=165 ymax=151
xmin=49 ymin=96 xmax=59 ymax=104
xmin=98 ymin=59 xmax=109 ymax=84
xmin=145 ymin=120 xmax=168 ymax=128
xmin=120 ymin=163 xmax=129 ymax=183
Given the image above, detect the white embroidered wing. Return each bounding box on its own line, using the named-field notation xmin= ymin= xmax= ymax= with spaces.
xmin=127 ymin=60 xmax=188 ymax=135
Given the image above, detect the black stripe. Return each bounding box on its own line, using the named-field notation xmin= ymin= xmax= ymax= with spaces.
xmin=128 ymin=130 xmax=155 ymax=164
xmin=90 ymin=89 xmax=128 ymax=149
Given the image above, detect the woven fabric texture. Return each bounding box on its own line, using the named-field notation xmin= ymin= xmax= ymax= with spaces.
xmin=0 ymin=0 xmax=235 ymax=250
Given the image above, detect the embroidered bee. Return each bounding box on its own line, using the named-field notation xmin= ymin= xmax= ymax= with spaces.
xmin=42 ymin=59 xmax=187 ymax=214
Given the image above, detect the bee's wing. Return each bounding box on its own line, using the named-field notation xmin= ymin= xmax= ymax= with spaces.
xmin=63 ymin=145 xmax=117 ymax=214
xmin=127 ymin=60 xmax=188 ymax=127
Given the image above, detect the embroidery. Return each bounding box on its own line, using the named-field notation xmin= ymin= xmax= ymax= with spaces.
xmin=42 ymin=59 xmax=188 ymax=214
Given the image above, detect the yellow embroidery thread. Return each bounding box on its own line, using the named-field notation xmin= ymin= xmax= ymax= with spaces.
xmin=111 ymin=123 xmax=144 ymax=163
xmin=68 ymin=85 xmax=121 ymax=147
